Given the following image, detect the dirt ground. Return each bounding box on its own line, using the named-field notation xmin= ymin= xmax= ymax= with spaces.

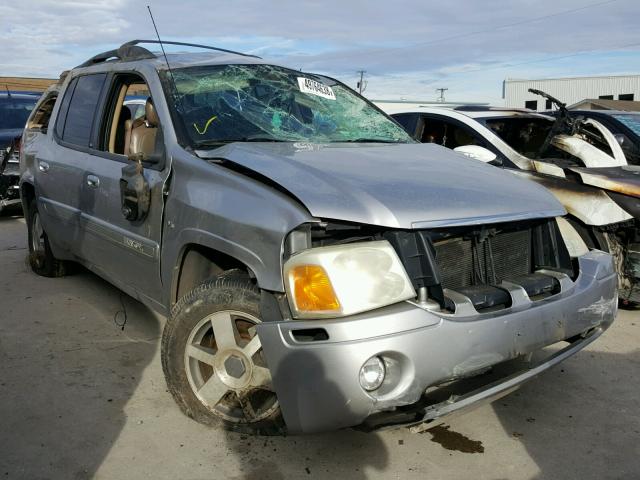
xmin=1 ymin=214 xmax=639 ymax=480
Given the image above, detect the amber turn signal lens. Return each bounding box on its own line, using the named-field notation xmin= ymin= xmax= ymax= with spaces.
xmin=290 ymin=265 xmax=341 ymax=312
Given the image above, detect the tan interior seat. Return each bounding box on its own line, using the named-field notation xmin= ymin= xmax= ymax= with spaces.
xmin=128 ymin=98 xmax=158 ymax=157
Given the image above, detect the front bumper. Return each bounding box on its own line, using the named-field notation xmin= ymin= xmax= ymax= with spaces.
xmin=257 ymin=250 xmax=617 ymax=434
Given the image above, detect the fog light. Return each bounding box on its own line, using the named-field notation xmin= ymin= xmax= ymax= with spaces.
xmin=359 ymin=356 xmax=386 ymax=391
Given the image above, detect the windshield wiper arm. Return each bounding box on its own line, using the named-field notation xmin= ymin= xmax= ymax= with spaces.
xmin=336 ymin=138 xmax=400 ymax=143
xmin=195 ymin=136 xmax=287 ymax=146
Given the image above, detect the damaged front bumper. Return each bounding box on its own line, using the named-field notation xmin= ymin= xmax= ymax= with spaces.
xmin=257 ymin=250 xmax=617 ymax=434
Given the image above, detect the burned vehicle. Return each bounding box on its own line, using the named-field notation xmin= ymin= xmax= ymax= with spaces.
xmin=560 ymin=109 xmax=640 ymax=165
xmin=20 ymin=41 xmax=617 ymax=434
xmin=390 ymin=90 xmax=640 ymax=305
xmin=1 ymin=93 xmax=38 ymax=213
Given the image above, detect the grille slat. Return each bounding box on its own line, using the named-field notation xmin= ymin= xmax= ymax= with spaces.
xmin=435 ymin=230 xmax=532 ymax=290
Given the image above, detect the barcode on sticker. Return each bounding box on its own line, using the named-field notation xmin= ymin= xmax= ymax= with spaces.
xmin=297 ymin=77 xmax=336 ymax=100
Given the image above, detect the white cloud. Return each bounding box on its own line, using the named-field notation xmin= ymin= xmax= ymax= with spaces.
xmin=1 ymin=0 xmax=638 ymax=101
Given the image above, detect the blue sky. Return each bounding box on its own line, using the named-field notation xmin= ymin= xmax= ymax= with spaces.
xmin=1 ymin=0 xmax=639 ymax=104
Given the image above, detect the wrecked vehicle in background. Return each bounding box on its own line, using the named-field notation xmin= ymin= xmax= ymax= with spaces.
xmin=1 ymin=93 xmax=38 ymax=213
xmin=559 ymin=108 xmax=640 ymax=165
xmin=390 ymin=89 xmax=640 ymax=306
xmin=20 ymin=40 xmax=617 ymax=435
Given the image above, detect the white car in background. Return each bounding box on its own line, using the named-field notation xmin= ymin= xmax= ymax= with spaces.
xmin=388 ymin=101 xmax=640 ymax=306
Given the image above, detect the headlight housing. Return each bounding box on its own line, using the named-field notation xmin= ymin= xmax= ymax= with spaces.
xmin=284 ymin=240 xmax=416 ymax=319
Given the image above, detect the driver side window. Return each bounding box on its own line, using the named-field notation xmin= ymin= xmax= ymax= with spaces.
xmin=100 ymin=74 xmax=160 ymax=159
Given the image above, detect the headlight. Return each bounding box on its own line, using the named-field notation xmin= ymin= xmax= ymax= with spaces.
xmin=284 ymin=240 xmax=416 ymax=319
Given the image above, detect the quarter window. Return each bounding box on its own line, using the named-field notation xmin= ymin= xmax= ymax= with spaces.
xmin=57 ymin=74 xmax=107 ymax=147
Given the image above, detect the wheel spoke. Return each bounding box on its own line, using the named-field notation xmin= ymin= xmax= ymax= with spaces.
xmin=197 ymin=374 xmax=230 ymax=407
xmin=243 ymin=335 xmax=262 ymax=358
xmin=210 ymin=312 xmax=238 ymax=349
xmin=236 ymin=392 xmax=257 ymax=421
xmin=250 ymin=366 xmax=273 ymax=390
xmin=186 ymin=344 xmax=217 ymax=366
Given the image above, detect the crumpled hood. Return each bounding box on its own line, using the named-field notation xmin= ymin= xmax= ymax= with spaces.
xmin=197 ymin=142 xmax=565 ymax=229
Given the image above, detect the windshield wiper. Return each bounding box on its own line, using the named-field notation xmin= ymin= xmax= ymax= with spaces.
xmin=335 ymin=138 xmax=402 ymax=143
xmin=195 ymin=136 xmax=288 ymax=147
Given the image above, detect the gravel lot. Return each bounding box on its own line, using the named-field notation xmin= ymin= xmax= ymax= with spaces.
xmin=1 ymin=214 xmax=639 ymax=480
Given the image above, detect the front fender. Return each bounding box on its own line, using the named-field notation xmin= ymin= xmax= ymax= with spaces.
xmin=509 ymin=169 xmax=632 ymax=226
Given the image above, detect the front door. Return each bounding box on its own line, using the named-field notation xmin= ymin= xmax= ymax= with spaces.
xmin=76 ymin=73 xmax=170 ymax=307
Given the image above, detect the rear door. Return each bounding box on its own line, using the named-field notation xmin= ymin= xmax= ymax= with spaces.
xmin=33 ymin=74 xmax=108 ymax=254
xmin=75 ymin=73 xmax=169 ymax=306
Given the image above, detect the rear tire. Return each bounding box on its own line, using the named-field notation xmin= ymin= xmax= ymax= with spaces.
xmin=161 ymin=275 xmax=285 ymax=435
xmin=27 ymin=201 xmax=66 ymax=277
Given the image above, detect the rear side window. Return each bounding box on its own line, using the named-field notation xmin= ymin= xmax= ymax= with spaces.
xmin=56 ymin=74 xmax=107 ymax=147
xmin=27 ymin=94 xmax=58 ymax=132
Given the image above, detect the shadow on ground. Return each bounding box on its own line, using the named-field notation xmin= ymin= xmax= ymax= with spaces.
xmin=0 ymin=230 xmax=161 ymax=480
xmin=223 ymin=350 xmax=389 ymax=479
xmin=492 ymin=342 xmax=640 ymax=480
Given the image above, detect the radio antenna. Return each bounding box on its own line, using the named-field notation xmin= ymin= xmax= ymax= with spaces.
xmin=146 ymin=5 xmax=183 ymax=112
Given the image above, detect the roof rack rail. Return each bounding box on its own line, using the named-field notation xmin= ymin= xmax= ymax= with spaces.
xmin=454 ymin=105 xmax=533 ymax=113
xmin=454 ymin=105 xmax=492 ymax=111
xmin=76 ymin=39 xmax=261 ymax=68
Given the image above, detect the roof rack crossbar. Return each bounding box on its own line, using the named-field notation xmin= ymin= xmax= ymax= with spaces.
xmin=122 ymin=39 xmax=261 ymax=59
xmin=75 ymin=39 xmax=261 ymax=69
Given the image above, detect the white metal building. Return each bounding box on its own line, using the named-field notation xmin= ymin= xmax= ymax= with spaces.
xmin=503 ymin=74 xmax=640 ymax=111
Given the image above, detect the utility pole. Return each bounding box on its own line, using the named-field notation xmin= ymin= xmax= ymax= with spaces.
xmin=356 ymin=70 xmax=367 ymax=94
xmin=436 ymin=88 xmax=448 ymax=103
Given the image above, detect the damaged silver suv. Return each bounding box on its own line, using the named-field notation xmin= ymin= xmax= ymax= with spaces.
xmin=20 ymin=40 xmax=617 ymax=435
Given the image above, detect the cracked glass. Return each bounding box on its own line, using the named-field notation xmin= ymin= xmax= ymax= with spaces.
xmin=164 ymin=64 xmax=413 ymax=147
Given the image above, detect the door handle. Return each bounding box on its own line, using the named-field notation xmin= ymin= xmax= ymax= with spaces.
xmin=38 ymin=161 xmax=50 ymax=173
xmin=86 ymin=175 xmax=100 ymax=188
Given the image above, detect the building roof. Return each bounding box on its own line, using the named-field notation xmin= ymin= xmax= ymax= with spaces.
xmin=568 ymin=98 xmax=640 ymax=111
xmin=505 ymin=73 xmax=640 ymax=83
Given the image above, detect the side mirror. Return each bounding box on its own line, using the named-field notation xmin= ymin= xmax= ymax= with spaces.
xmin=614 ymin=133 xmax=626 ymax=147
xmin=453 ymin=145 xmax=499 ymax=164
xmin=120 ymin=160 xmax=150 ymax=222
xmin=127 ymin=151 xmax=163 ymax=165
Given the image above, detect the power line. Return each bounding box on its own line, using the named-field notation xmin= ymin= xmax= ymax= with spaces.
xmin=356 ymin=70 xmax=367 ymax=94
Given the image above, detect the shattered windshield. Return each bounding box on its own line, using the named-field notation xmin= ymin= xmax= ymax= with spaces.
xmin=165 ymin=64 xmax=412 ymax=146
xmin=612 ymin=114 xmax=640 ymax=136
xmin=479 ymin=116 xmax=554 ymax=158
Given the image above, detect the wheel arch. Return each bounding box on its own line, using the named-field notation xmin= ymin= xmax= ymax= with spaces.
xmin=170 ymin=239 xmax=265 ymax=308
xmin=20 ymin=181 xmax=36 ymax=213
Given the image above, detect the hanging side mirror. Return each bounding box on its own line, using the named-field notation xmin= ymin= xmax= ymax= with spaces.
xmin=127 ymin=151 xmax=163 ymax=165
xmin=120 ymin=158 xmax=150 ymax=222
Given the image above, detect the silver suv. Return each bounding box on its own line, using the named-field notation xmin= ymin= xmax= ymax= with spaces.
xmin=20 ymin=40 xmax=617 ymax=435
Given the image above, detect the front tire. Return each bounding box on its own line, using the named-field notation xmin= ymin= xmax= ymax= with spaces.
xmin=161 ymin=275 xmax=284 ymax=435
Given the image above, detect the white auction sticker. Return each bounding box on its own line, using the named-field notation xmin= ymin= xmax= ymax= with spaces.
xmin=297 ymin=77 xmax=336 ymax=100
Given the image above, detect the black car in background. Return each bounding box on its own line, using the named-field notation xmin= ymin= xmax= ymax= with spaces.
xmin=1 ymin=93 xmax=38 ymax=213
xmin=564 ymin=110 xmax=640 ymax=164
